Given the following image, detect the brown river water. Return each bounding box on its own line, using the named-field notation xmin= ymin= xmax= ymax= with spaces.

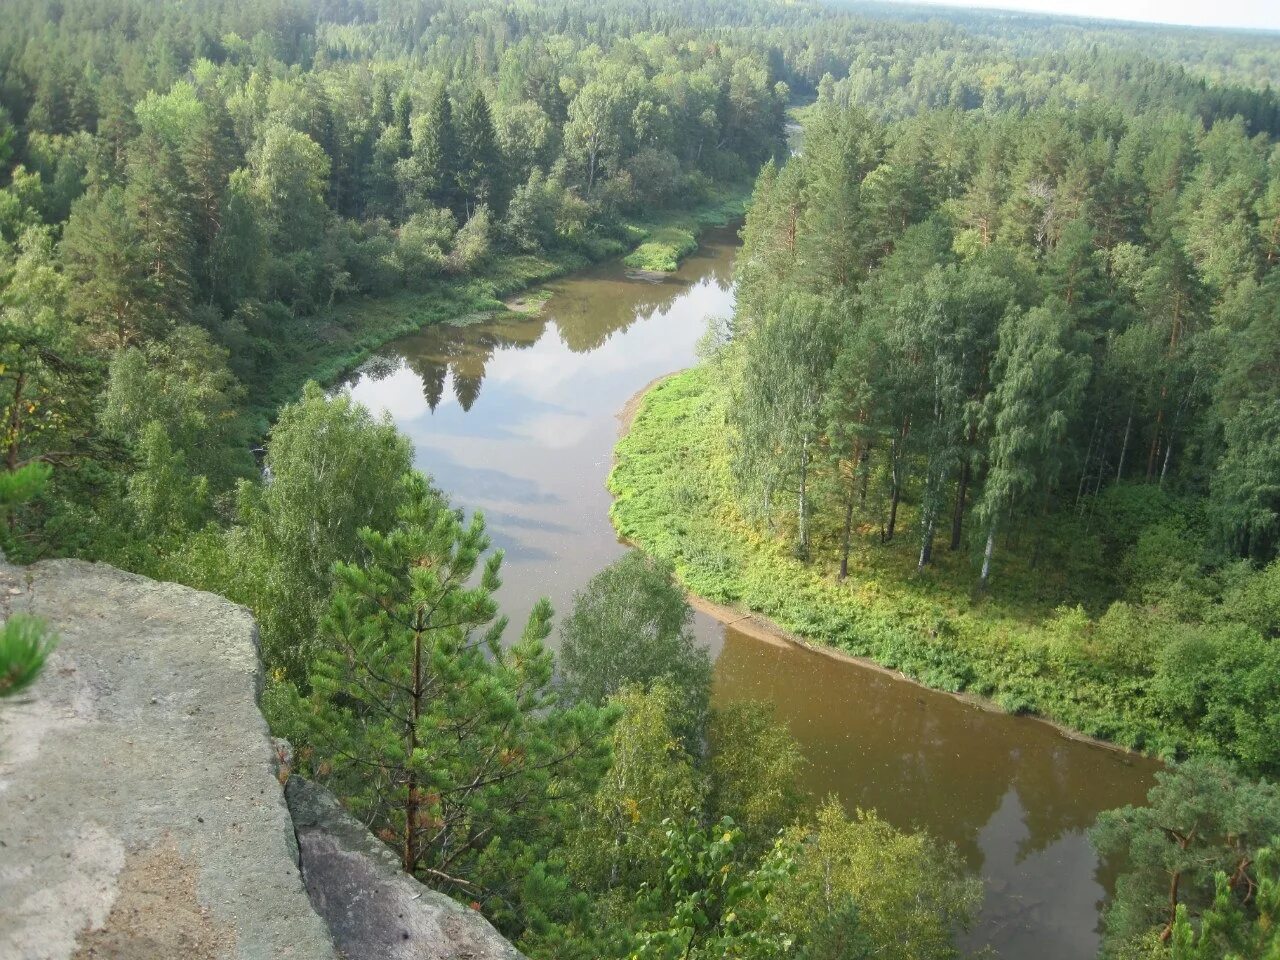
xmin=341 ymin=225 xmax=1158 ymax=959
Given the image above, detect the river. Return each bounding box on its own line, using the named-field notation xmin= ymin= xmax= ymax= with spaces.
xmin=341 ymin=225 xmax=1158 ymax=959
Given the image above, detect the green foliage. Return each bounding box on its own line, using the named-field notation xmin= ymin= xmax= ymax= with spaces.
xmin=60 ymin=185 xmax=160 ymax=347
xmin=0 ymin=614 xmax=57 ymax=698
xmin=221 ymin=383 xmax=412 ymax=673
xmin=101 ymin=324 xmax=252 ymax=492
xmin=631 ymin=797 xmax=978 ymax=960
xmin=624 ymin=228 xmax=697 ymax=273
xmin=730 ymin=292 xmax=841 ymax=561
xmin=630 ymin=817 xmax=799 ymax=960
xmin=1152 ymin=624 xmax=1280 ymax=773
xmin=0 ymin=462 xmax=53 ymax=515
xmin=567 ymin=683 xmax=703 ymax=909
xmin=975 ymin=298 xmax=1090 ymax=586
xmin=1092 ymin=758 xmax=1280 ymax=952
xmin=1168 ymin=845 xmax=1280 ymax=960
xmin=446 ymin=205 xmax=492 ymax=275
xmin=707 ymin=702 xmax=809 ymax=853
xmin=775 ymin=799 xmax=981 ymax=960
xmin=560 ymin=551 xmax=711 ymax=740
xmin=280 ymin=470 xmax=612 ymax=927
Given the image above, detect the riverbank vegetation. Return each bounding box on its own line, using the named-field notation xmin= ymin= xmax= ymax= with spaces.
xmin=612 ymin=60 xmax=1280 ymax=957
xmin=0 ymin=0 xmax=786 ymax=566
xmin=3 ymin=0 xmax=1280 ymax=955
xmin=614 ymin=89 xmax=1280 ymax=773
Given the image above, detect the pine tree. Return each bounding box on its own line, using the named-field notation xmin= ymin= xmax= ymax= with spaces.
xmin=287 ymin=472 xmax=610 ymax=910
xmin=61 ymin=186 xmax=162 ymax=346
xmin=125 ymin=128 xmax=196 ymax=322
xmin=179 ymin=94 xmax=238 ymax=300
xmin=0 ymin=614 xmax=57 ymax=699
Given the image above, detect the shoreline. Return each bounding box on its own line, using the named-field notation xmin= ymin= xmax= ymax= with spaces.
xmin=613 ymin=372 xmax=1151 ymax=764
xmin=254 ymin=191 xmax=750 ymax=426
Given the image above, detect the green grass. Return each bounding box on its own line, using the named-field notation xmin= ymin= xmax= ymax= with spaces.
xmin=610 ymin=365 xmax=1194 ymax=759
xmin=621 ymin=185 xmax=750 ymax=273
xmin=624 ymin=226 xmax=699 ymax=272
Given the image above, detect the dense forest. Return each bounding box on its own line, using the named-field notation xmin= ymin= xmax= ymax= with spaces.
xmin=1 ymin=0 xmax=1279 ymax=957
xmin=609 ymin=11 xmax=1280 ymax=959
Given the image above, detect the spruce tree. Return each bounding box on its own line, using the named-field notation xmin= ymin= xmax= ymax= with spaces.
xmin=456 ymin=88 xmax=500 ymax=215
xmin=416 ymin=83 xmax=459 ymax=211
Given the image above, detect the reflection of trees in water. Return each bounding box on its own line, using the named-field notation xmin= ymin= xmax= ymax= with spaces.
xmin=383 ymin=230 xmax=740 ymax=411
xmin=1009 ymin=737 xmax=1154 ymax=863
xmin=696 ymin=252 xmax=735 ymax=291
xmin=412 ymin=356 xmax=446 ymax=410
xmin=352 ymin=354 xmax=399 ymax=383
xmin=398 ymin=320 xmax=542 ymax=411
xmin=549 ymin=276 xmax=696 ymax=353
xmin=548 ymin=231 xmax=738 ymax=352
xmin=711 ymin=626 xmax=1154 ymax=868
xmin=453 ymin=371 xmax=483 ymax=411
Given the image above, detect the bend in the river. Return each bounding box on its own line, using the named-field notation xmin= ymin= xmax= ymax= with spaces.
xmin=341 ymin=226 xmax=1158 ymax=960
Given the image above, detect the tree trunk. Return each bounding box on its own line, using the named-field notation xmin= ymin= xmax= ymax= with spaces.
xmin=858 ymin=444 xmax=871 ymax=507
xmin=1161 ymin=870 xmax=1182 ymax=943
xmin=403 ymin=617 xmax=424 ymax=874
xmin=1088 ymin=452 xmax=1107 ymax=519
xmin=6 ymin=372 xmax=24 ymax=537
xmin=1116 ymin=408 xmax=1133 ymax=483
xmin=949 ymin=460 xmax=970 ymax=551
xmin=917 ymin=516 xmax=934 ymax=571
xmin=979 ymin=520 xmax=997 ymax=590
xmin=7 ymin=372 xmax=25 ymax=473
xmin=796 ymin=434 xmax=810 ymax=561
xmin=1076 ymin=411 xmax=1100 ymax=507
xmin=839 ymin=489 xmax=854 ymax=581
xmin=1146 ymin=402 xmax=1165 ymax=481
xmin=1030 ymin=484 xmax=1052 ymax=570
xmin=885 ymin=461 xmax=901 ymax=543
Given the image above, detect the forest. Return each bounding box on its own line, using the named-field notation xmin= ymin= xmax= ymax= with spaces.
xmin=1 ymin=0 xmax=1279 ymax=957
xmin=610 ymin=14 xmax=1280 ymax=960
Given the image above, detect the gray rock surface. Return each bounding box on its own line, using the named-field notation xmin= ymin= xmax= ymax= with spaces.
xmin=286 ymin=777 xmax=527 ymax=960
xmin=0 ymin=559 xmax=337 ymax=960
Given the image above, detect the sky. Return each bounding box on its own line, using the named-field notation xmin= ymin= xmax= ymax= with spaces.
xmin=891 ymin=0 xmax=1280 ymax=31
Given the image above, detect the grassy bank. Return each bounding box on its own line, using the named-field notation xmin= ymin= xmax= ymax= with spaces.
xmin=609 ymin=366 xmax=1194 ymax=760
xmin=249 ymin=187 xmax=749 ymax=424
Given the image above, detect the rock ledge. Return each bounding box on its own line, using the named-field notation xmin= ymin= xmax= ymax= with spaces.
xmin=0 ymin=558 xmax=337 ymax=959
xmin=287 ymin=777 xmax=526 ymax=960
xmin=0 ymin=559 xmax=528 ymax=959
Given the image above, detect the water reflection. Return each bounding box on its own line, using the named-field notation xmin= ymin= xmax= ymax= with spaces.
xmin=359 ymin=253 xmax=737 ymax=419
xmin=345 ymin=227 xmax=739 ymax=626
xmin=343 ymin=225 xmax=1156 ymax=960
xmin=713 ymin=624 xmax=1156 ymax=959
